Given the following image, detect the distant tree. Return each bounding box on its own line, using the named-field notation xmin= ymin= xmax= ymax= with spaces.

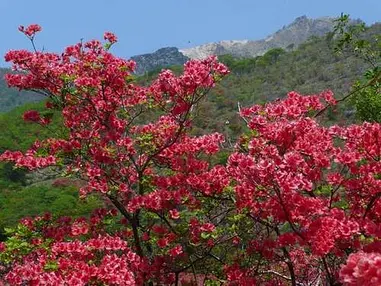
xmin=333 ymin=13 xmax=381 ymax=122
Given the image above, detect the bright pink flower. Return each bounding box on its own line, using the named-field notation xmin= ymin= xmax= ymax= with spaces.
xmin=340 ymin=251 xmax=381 ymax=285
xmin=103 ymin=32 xmax=117 ymax=44
xmin=19 ymin=24 xmax=42 ymax=37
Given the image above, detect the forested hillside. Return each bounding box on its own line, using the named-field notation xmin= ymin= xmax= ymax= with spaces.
xmin=139 ymin=23 xmax=381 ymax=138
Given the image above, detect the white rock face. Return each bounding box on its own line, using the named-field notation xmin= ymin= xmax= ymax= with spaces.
xmin=180 ymin=43 xmax=221 ymax=60
xmin=180 ymin=40 xmax=252 ymax=59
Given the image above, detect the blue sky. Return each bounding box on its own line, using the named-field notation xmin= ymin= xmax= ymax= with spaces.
xmin=0 ymin=0 xmax=380 ymax=66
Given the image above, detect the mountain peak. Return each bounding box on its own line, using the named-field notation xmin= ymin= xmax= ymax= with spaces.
xmin=294 ymin=15 xmax=308 ymax=23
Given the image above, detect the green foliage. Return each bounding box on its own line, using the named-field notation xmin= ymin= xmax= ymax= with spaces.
xmin=0 ymin=184 xmax=102 ymax=240
xmin=333 ymin=14 xmax=381 ymax=122
xmin=352 ymin=80 xmax=381 ymax=122
xmin=0 ymin=100 xmax=64 ymax=153
xmin=0 ymin=224 xmax=36 ymax=264
xmin=0 ymin=163 xmax=27 ymax=186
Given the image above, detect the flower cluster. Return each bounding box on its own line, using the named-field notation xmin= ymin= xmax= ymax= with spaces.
xmin=103 ymin=31 xmax=118 ymax=44
xmin=18 ymin=24 xmax=42 ymax=37
xmin=0 ymin=210 xmax=147 ymax=285
xmin=340 ymin=251 xmax=381 ymax=285
xmin=228 ymin=91 xmax=381 ymax=283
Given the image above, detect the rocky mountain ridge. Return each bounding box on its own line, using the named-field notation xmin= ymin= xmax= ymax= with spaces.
xmin=131 ymin=15 xmax=344 ymax=74
xmin=179 ymin=16 xmax=338 ymax=59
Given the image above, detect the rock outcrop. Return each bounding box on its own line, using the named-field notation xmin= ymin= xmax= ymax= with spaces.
xmin=131 ymin=47 xmax=189 ymax=74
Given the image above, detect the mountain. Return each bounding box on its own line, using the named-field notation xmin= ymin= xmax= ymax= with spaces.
xmin=130 ymin=15 xmax=353 ymax=74
xmin=131 ymin=47 xmax=189 ymax=75
xmin=179 ymin=16 xmax=339 ymax=59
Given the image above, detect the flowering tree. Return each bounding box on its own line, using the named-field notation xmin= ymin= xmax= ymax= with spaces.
xmin=226 ymin=92 xmax=381 ymax=285
xmin=0 ymin=25 xmax=380 ymax=285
